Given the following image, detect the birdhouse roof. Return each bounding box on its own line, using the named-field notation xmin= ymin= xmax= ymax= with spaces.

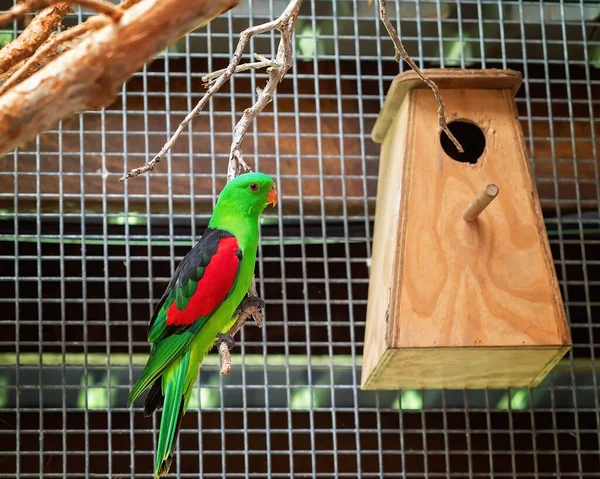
xmin=371 ymin=68 xmax=522 ymax=144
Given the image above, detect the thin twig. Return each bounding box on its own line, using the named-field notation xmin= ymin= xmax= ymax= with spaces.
xmin=215 ymin=2 xmax=301 ymax=374
xmin=119 ymin=0 xmax=303 ymax=182
xmin=230 ymin=281 xmax=263 ymax=337
xmin=219 ymin=341 xmax=232 ymax=376
xmin=219 ymin=280 xmax=264 ymax=376
xmin=118 ymin=0 xmax=300 ymax=374
xmin=0 ymin=2 xmax=71 ymax=74
xmin=378 ymin=0 xmax=464 ymax=153
xmin=226 ymin=5 xmax=299 ymax=180
xmin=202 ymin=54 xmax=273 ymax=86
xmin=169 ymin=0 xmax=300 ymax=375
xmin=0 ymin=15 xmax=108 ymax=95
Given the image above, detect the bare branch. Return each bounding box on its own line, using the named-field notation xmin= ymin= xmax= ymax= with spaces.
xmin=0 ymin=0 xmax=242 ymax=156
xmin=0 ymin=0 xmax=143 ymax=94
xmin=121 ymin=0 xmax=300 ymax=376
xmin=63 ymin=0 xmax=124 ymax=21
xmin=208 ymin=3 xmax=302 ymax=373
xmin=218 ymin=341 xmax=232 ymax=376
xmin=218 ymin=282 xmax=265 ymax=377
xmin=119 ymin=0 xmax=303 ymax=182
xmin=118 ymin=0 xmax=144 ymax=9
xmin=226 ymin=6 xmax=299 ymax=179
xmin=0 ymin=15 xmax=109 ymax=95
xmin=0 ymin=0 xmax=49 ymax=28
xmin=202 ymin=53 xmax=274 ymax=86
xmin=0 ymin=0 xmax=122 ymax=28
xmin=0 ymin=2 xmax=71 ymax=75
xmin=378 ymin=0 xmax=464 ymax=153
xmin=229 ymin=283 xmax=264 ymax=338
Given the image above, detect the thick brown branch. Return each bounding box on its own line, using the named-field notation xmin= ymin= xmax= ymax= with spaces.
xmin=0 ymin=0 xmax=241 ymax=156
xmin=119 ymin=0 xmax=303 ymax=182
xmin=0 ymin=15 xmax=108 ymax=96
xmin=118 ymin=0 xmax=143 ymax=8
xmin=63 ymin=0 xmax=123 ymax=21
xmin=0 ymin=0 xmax=143 ymax=93
xmin=0 ymin=2 xmax=71 ymax=75
xmin=378 ymin=0 xmax=464 ymax=153
xmin=0 ymin=0 xmax=123 ymax=28
xmin=0 ymin=0 xmax=49 ymax=28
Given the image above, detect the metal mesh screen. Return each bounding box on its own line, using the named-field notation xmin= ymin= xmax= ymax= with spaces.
xmin=1 ymin=0 xmax=599 ymax=477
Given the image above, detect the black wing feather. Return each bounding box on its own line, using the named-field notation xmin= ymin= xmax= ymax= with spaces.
xmin=146 ymin=227 xmax=238 ymax=340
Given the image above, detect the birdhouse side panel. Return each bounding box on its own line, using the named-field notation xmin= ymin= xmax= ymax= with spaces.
xmin=361 ymin=92 xmax=415 ymax=389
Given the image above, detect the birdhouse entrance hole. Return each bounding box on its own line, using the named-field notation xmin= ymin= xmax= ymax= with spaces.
xmin=440 ymin=120 xmax=486 ymax=164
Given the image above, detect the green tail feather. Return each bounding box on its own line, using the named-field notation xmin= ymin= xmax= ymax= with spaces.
xmin=155 ymin=352 xmax=190 ymax=478
xmin=128 ymin=321 xmax=204 ymax=407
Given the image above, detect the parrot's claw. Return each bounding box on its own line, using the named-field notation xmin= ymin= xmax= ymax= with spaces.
xmin=215 ymin=333 xmax=236 ymax=351
xmin=236 ymin=296 xmax=265 ymax=328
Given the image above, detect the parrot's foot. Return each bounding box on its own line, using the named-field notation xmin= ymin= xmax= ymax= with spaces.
xmin=236 ymin=296 xmax=265 ymax=328
xmin=215 ymin=333 xmax=236 ymax=351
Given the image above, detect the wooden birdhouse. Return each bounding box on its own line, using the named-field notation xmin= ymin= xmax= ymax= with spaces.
xmin=361 ymin=69 xmax=571 ymax=390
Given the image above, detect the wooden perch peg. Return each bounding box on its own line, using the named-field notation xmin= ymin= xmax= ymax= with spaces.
xmin=462 ymin=184 xmax=499 ymax=222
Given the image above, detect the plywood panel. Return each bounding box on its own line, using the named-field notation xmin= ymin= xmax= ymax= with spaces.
xmin=360 ymin=91 xmax=411 ymax=388
xmin=364 ymin=347 xmax=569 ymax=390
xmin=391 ymin=87 xmax=569 ymax=351
xmin=362 ymin=69 xmax=571 ymax=390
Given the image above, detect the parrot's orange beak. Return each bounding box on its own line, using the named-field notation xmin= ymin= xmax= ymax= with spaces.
xmin=267 ymin=185 xmax=278 ymax=207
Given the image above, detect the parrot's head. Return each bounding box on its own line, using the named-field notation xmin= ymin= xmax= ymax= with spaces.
xmin=216 ymin=172 xmax=278 ymax=218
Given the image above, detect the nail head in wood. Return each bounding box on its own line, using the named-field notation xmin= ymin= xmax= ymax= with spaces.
xmin=462 ymin=184 xmax=499 ymax=222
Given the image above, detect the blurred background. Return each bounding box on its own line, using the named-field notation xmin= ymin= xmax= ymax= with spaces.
xmin=0 ymin=0 xmax=599 ymax=477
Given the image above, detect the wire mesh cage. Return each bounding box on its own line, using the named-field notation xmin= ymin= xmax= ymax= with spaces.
xmin=0 ymin=0 xmax=599 ymax=477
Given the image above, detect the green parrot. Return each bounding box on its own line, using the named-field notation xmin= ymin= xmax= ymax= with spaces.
xmin=127 ymin=172 xmax=278 ymax=477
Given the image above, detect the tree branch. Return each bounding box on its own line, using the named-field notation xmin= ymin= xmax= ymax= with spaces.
xmin=226 ymin=5 xmax=299 ymax=180
xmin=128 ymin=0 xmax=299 ymax=372
xmin=0 ymin=0 xmax=144 ymax=94
xmin=201 ymin=53 xmax=273 ymax=86
xmin=119 ymin=0 xmax=302 ymax=182
xmin=64 ymin=0 xmax=123 ymax=21
xmin=218 ymin=281 xmax=265 ymax=377
xmin=0 ymin=0 xmax=242 ymax=156
xmin=0 ymin=15 xmax=109 ymax=96
xmin=378 ymin=0 xmax=463 ymax=152
xmin=0 ymin=2 xmax=71 ymax=75
xmin=0 ymin=0 xmax=49 ymax=27
xmin=0 ymin=0 xmax=122 ymax=28
xmin=120 ymin=0 xmax=302 ymax=376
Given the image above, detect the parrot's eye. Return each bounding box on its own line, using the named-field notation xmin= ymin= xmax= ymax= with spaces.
xmin=249 ymin=183 xmax=259 ymax=191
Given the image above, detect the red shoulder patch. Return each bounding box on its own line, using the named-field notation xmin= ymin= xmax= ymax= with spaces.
xmin=166 ymin=236 xmax=240 ymax=326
